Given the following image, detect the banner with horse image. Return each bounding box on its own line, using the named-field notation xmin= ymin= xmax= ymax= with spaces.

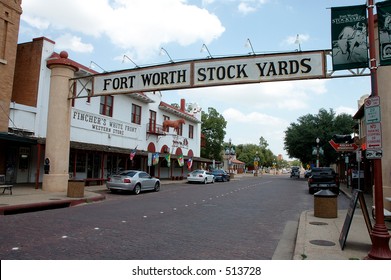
xmin=377 ymin=1 xmax=391 ymax=66
xmin=331 ymin=5 xmax=368 ymax=71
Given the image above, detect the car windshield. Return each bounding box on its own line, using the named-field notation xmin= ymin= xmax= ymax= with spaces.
xmin=212 ymin=170 xmax=223 ymax=174
xmin=191 ymin=170 xmax=204 ymax=175
xmin=119 ymin=171 xmax=137 ymax=177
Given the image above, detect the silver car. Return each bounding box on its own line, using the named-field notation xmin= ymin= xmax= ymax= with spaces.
xmin=187 ymin=170 xmax=214 ymax=184
xmin=106 ymin=170 xmax=160 ymax=194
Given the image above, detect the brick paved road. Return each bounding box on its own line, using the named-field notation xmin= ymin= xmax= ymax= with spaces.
xmin=0 ymin=175 xmax=349 ymax=259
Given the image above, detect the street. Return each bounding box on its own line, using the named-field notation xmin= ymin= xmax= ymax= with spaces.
xmin=0 ymin=175 xmax=350 ymax=259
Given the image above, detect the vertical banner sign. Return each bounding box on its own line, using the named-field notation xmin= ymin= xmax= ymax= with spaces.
xmin=331 ymin=5 xmax=368 ymax=71
xmin=377 ymin=1 xmax=391 ymax=66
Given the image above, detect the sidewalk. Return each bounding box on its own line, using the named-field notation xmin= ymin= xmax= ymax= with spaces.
xmin=0 ymin=175 xmax=390 ymax=259
xmin=293 ymin=184 xmax=391 ymax=260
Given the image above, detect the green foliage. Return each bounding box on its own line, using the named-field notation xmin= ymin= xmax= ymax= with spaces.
xmin=201 ymin=107 xmax=227 ymax=161
xmin=235 ymin=143 xmax=276 ymax=168
xmin=284 ymin=108 xmax=355 ymax=166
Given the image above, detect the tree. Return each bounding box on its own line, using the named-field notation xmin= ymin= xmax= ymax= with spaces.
xmin=201 ymin=107 xmax=227 ymax=161
xmin=235 ymin=142 xmax=275 ymax=169
xmin=284 ymin=108 xmax=355 ymax=166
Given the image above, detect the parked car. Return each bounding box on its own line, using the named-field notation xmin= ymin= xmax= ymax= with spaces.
xmin=290 ymin=166 xmax=300 ymax=178
xmin=106 ymin=170 xmax=160 ymax=194
xmin=211 ymin=169 xmax=230 ymax=182
xmin=187 ymin=170 xmax=214 ymax=184
xmin=304 ymin=169 xmax=312 ymax=178
xmin=308 ymin=167 xmax=340 ymax=194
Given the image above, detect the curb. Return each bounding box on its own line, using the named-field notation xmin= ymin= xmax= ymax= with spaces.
xmin=0 ymin=193 xmax=106 ymax=215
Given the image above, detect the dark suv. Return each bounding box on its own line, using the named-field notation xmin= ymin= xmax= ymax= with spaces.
xmin=290 ymin=166 xmax=300 ymax=178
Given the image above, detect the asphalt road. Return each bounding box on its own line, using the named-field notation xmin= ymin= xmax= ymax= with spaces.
xmin=0 ymin=175 xmax=350 ymax=259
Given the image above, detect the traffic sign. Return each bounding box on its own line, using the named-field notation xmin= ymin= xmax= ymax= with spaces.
xmin=366 ymin=149 xmax=382 ymax=159
xmin=365 ymin=106 xmax=381 ymax=123
xmin=364 ymin=96 xmax=380 ymax=107
xmin=366 ymin=122 xmax=382 ymax=149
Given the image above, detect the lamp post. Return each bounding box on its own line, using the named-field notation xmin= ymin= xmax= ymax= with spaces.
xmin=366 ymin=0 xmax=391 ymax=259
xmin=316 ymin=138 xmax=320 ymax=168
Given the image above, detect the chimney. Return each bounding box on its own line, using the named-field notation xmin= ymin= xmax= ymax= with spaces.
xmin=180 ymin=99 xmax=186 ymax=112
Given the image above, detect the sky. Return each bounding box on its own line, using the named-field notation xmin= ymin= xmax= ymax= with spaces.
xmin=17 ymin=0 xmax=373 ymax=160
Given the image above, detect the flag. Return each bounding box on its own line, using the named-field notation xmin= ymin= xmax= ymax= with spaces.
xmin=129 ymin=146 xmax=137 ymax=161
xmin=152 ymin=153 xmax=159 ymax=165
xmin=331 ymin=5 xmax=368 ymax=71
xmin=165 ymin=154 xmax=171 ymax=167
xmin=187 ymin=157 xmax=193 ymax=170
xmin=177 ymin=154 xmax=184 ymax=167
xmin=377 ymin=1 xmax=391 ymax=66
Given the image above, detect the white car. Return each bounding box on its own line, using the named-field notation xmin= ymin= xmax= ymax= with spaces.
xmin=187 ymin=170 xmax=214 ymax=184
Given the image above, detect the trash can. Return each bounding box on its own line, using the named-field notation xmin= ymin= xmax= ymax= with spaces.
xmin=314 ymin=189 xmax=338 ymax=218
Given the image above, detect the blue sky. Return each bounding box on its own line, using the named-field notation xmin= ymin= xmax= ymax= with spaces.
xmin=18 ymin=0 xmax=372 ymax=160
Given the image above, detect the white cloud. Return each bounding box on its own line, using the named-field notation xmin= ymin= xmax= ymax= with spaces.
xmin=335 ymin=106 xmax=356 ymax=116
xmin=238 ymin=2 xmax=257 ymax=15
xmin=21 ymin=0 xmax=225 ymax=60
xmin=237 ymin=0 xmax=268 ymax=15
xmin=55 ymin=34 xmax=94 ymax=53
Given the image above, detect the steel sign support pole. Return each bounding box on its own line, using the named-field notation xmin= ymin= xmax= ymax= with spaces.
xmin=366 ymin=0 xmax=391 ymax=260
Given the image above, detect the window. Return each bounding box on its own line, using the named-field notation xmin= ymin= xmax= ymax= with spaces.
xmin=163 ymin=115 xmax=170 ymax=132
xmin=177 ymin=122 xmax=183 ymax=136
xmin=189 ymin=125 xmax=194 ymax=139
xmin=132 ymin=104 xmax=141 ymax=124
xmin=149 ymin=110 xmax=157 ymax=132
xmin=100 ymin=96 xmax=113 ymax=117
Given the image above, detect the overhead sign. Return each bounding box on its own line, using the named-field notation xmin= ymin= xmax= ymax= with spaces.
xmin=329 ymin=139 xmax=358 ymax=152
xmin=366 ymin=122 xmax=382 ymax=149
xmin=91 ymin=51 xmax=326 ymax=96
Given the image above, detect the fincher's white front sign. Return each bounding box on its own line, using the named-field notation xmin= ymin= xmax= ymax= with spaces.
xmin=92 ymin=51 xmax=326 ymax=95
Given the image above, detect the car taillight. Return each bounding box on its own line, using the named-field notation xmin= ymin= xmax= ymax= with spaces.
xmin=123 ymin=178 xmax=131 ymax=183
xmin=308 ymin=178 xmax=313 ymax=183
xmin=107 ymin=178 xmax=111 ymax=182
xmin=198 ymin=174 xmax=203 ymax=177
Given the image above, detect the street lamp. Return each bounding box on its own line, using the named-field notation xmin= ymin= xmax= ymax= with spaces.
xmin=316 ymin=138 xmax=320 ymax=168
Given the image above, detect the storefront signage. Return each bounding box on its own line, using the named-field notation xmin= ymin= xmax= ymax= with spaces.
xmin=329 ymin=139 xmax=358 ymax=152
xmin=71 ymin=109 xmax=138 ymax=138
xmin=92 ymin=51 xmax=326 ymax=96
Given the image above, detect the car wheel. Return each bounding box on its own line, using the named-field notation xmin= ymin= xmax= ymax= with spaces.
xmin=204 ymin=178 xmax=207 ymax=184
xmin=133 ymin=184 xmax=141 ymax=195
xmin=154 ymin=182 xmax=160 ymax=192
xmin=222 ymin=177 xmax=227 ymax=182
xmin=212 ymin=177 xmax=215 ymax=184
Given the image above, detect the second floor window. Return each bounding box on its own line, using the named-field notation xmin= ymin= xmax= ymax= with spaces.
xmin=189 ymin=125 xmax=194 ymax=139
xmin=149 ymin=110 xmax=157 ymax=132
xmin=132 ymin=104 xmax=141 ymax=124
xmin=100 ymin=96 xmax=113 ymax=117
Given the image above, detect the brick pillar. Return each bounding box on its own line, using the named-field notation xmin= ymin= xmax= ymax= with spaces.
xmin=42 ymin=51 xmax=78 ymax=192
